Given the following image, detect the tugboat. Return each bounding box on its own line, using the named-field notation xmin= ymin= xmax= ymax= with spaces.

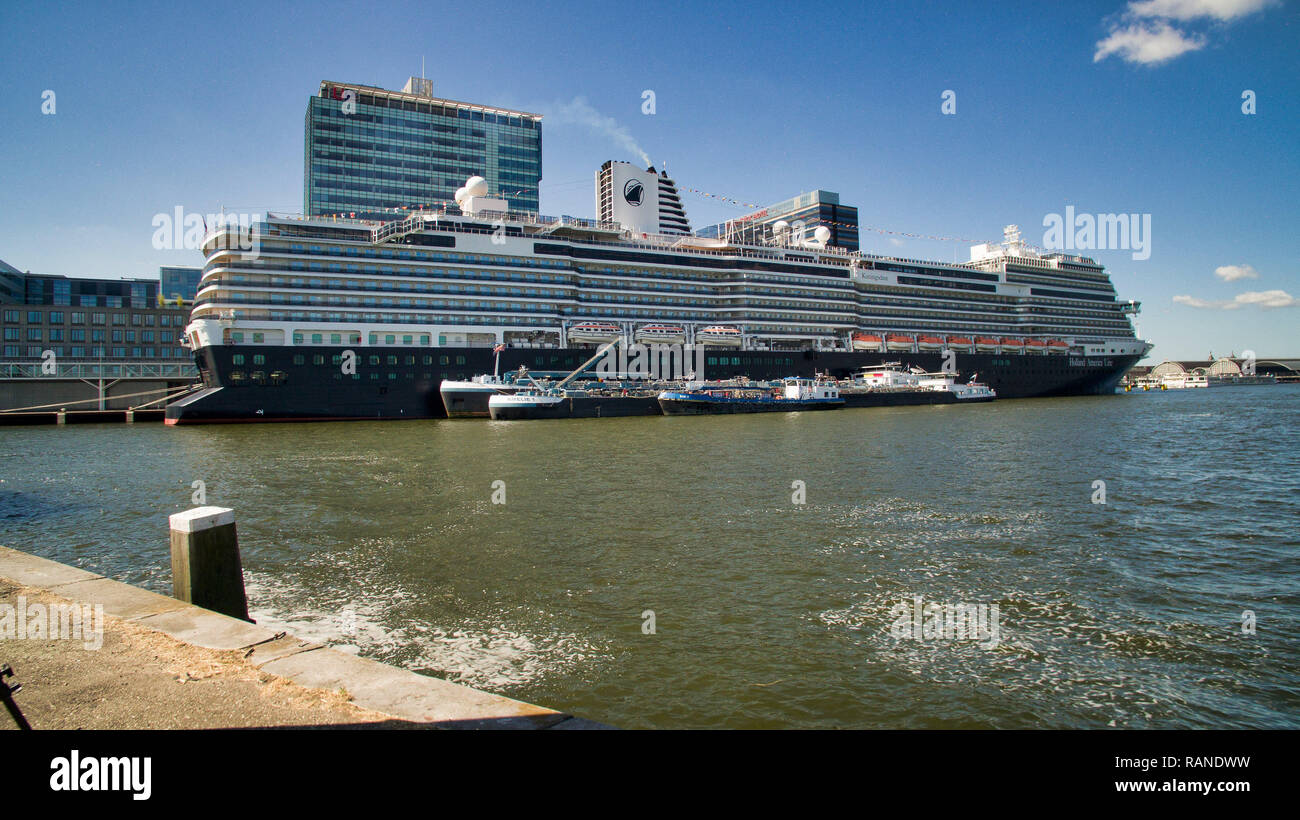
xmin=658 ymin=377 xmax=844 ymax=415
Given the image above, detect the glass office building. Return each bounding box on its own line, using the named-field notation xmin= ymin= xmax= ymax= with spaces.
xmin=304 ymin=78 xmax=543 ymax=219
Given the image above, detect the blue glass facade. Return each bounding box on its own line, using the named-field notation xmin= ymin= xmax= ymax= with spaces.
xmin=304 ymin=81 xmax=542 ymax=219
xmin=159 ymin=266 xmax=202 ymax=304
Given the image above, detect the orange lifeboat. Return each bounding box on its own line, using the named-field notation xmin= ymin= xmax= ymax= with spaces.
xmin=917 ymin=335 xmax=945 ymax=351
xmin=1025 ymin=338 xmax=1048 ymax=353
xmin=945 ymin=336 xmax=974 ymax=350
xmin=851 ymin=332 xmax=885 ymax=352
xmin=1000 ymin=337 xmax=1025 ymax=350
xmin=975 ymin=336 xmax=1000 ymax=352
xmin=886 ymin=334 xmax=916 ymax=352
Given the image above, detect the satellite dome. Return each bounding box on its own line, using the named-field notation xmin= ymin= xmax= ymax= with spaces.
xmin=814 ymin=226 xmax=832 ymax=243
xmin=454 ymin=186 xmax=469 ymax=204
xmin=465 ymin=176 xmax=489 ymax=197
xmin=773 ymin=220 xmax=789 ymax=234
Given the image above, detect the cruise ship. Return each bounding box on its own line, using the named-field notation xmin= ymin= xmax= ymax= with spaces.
xmin=166 ymin=163 xmax=1152 ymax=423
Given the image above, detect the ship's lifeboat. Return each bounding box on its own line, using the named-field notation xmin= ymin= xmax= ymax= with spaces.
xmin=945 ymin=336 xmax=974 ymax=351
xmin=1000 ymin=337 xmax=1025 ymax=351
xmin=851 ymin=332 xmax=884 ymax=351
xmin=696 ymin=325 xmax=743 ymax=346
xmin=1047 ymin=339 xmax=1070 ymax=354
xmin=634 ymin=324 xmax=687 ymax=344
xmin=917 ymin=335 xmax=945 ymax=351
xmin=1024 ymin=338 xmax=1048 ymax=354
xmin=886 ymin=334 xmax=916 ymax=352
xmin=567 ymin=322 xmax=623 ymax=343
xmin=975 ymin=336 xmax=1000 ymax=352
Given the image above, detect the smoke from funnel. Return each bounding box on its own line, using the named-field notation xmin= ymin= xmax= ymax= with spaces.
xmin=543 ymin=96 xmax=652 ymax=167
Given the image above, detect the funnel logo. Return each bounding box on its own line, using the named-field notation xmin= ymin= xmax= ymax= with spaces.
xmin=623 ymin=179 xmax=644 ymax=206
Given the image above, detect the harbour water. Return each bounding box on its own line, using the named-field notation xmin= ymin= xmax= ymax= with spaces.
xmin=2 ymin=386 xmax=1297 ymax=729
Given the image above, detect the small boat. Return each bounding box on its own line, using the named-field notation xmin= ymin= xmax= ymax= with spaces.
xmin=851 ymin=332 xmax=884 ymax=352
xmin=917 ymin=335 xmax=945 ymax=351
xmin=659 ymin=377 xmax=843 ymax=415
xmin=634 ymin=324 xmax=687 ymax=344
xmin=886 ymin=334 xmax=916 ymax=352
xmin=1024 ymin=338 xmax=1047 ymax=353
xmin=999 ymin=337 xmax=1024 ymax=351
xmin=440 ymin=373 xmax=530 ymax=418
xmin=567 ymin=321 xmax=622 ymax=344
xmin=1047 ymin=339 xmax=1070 ymax=354
xmin=945 ymin=336 xmax=974 ymax=351
xmin=838 ymin=363 xmax=996 ymax=406
xmin=975 ymin=336 xmax=1001 ymax=352
xmin=696 ymin=325 xmax=743 ymax=346
xmin=488 ymin=389 xmax=566 ymax=419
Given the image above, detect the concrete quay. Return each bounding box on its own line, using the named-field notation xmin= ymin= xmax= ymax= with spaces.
xmin=0 ymin=546 xmax=607 ymax=730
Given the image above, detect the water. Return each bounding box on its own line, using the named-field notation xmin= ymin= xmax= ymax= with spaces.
xmin=2 ymin=386 xmax=1297 ymax=728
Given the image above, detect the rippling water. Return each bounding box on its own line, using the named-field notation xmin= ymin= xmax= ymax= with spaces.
xmin=2 ymin=386 xmax=1297 ymax=728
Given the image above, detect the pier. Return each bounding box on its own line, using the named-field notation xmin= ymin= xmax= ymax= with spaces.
xmin=0 ymin=546 xmax=606 ymax=730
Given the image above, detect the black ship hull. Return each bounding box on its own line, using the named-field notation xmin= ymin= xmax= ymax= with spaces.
xmin=166 ymin=344 xmax=1139 ymax=424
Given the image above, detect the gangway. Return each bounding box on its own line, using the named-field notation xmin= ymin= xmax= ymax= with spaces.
xmin=371 ymin=212 xmax=430 ymax=244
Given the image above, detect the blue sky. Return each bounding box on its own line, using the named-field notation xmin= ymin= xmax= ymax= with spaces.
xmin=1 ymin=0 xmax=1295 ymax=361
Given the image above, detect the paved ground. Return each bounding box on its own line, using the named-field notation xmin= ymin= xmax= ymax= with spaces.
xmin=1 ymin=580 xmax=398 ymax=729
xmin=0 ymin=546 xmax=606 ymax=730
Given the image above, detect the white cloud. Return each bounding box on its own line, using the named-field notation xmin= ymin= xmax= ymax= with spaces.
xmin=1214 ymin=263 xmax=1259 ymax=281
xmin=1173 ymin=289 xmax=1297 ymax=309
xmin=1234 ymin=289 xmax=1297 ymax=308
xmin=1094 ymin=0 xmax=1275 ymax=66
xmin=1094 ymin=20 xmax=1206 ymax=64
xmin=1128 ymin=0 xmax=1276 ymax=22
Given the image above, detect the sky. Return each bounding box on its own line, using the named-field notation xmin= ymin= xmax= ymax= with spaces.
xmin=1 ymin=0 xmax=1296 ymax=362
